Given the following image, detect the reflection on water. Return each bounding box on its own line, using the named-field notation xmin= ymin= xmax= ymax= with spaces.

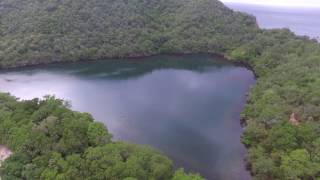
xmin=0 ymin=54 xmax=255 ymax=179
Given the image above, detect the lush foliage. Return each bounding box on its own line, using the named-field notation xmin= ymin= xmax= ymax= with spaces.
xmin=0 ymin=93 xmax=203 ymax=180
xmin=229 ymin=29 xmax=320 ymax=179
xmin=0 ymin=0 xmax=256 ymax=68
xmin=0 ymin=0 xmax=320 ymax=179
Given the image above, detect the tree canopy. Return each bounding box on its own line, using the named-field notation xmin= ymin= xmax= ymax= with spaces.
xmin=0 ymin=93 xmax=203 ymax=180
xmin=230 ymin=29 xmax=320 ymax=179
xmin=0 ymin=0 xmax=256 ymax=68
xmin=0 ymin=0 xmax=319 ymax=179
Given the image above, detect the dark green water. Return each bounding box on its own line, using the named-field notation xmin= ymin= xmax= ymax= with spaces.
xmin=0 ymin=54 xmax=255 ymax=179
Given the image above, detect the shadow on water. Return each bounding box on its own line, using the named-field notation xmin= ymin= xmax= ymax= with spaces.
xmin=1 ymin=54 xmax=237 ymax=80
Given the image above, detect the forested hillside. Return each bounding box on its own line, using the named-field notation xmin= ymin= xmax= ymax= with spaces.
xmin=0 ymin=93 xmax=203 ymax=179
xmin=0 ymin=0 xmax=320 ymax=179
xmin=0 ymin=0 xmax=257 ymax=68
xmin=229 ymin=29 xmax=320 ymax=179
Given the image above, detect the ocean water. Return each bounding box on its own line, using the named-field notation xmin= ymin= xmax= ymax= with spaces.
xmin=225 ymin=2 xmax=320 ymax=40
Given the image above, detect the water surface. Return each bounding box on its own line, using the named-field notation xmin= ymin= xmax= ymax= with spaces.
xmin=0 ymin=54 xmax=255 ymax=179
xmin=225 ymin=3 xmax=320 ymax=40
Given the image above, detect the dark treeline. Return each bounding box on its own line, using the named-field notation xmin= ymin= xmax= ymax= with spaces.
xmin=0 ymin=0 xmax=319 ymax=179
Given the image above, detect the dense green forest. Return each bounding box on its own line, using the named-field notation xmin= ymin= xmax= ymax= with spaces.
xmin=0 ymin=0 xmax=320 ymax=179
xmin=0 ymin=0 xmax=256 ymax=68
xmin=0 ymin=93 xmax=203 ymax=179
xmin=230 ymin=29 xmax=320 ymax=179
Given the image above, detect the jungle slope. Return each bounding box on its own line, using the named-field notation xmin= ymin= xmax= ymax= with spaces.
xmin=0 ymin=0 xmax=320 ymax=179
xmin=230 ymin=29 xmax=320 ymax=180
xmin=0 ymin=0 xmax=256 ymax=68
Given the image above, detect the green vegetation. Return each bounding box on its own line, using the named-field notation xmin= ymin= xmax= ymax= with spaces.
xmin=0 ymin=93 xmax=203 ymax=179
xmin=229 ymin=29 xmax=320 ymax=179
xmin=0 ymin=0 xmax=319 ymax=179
xmin=0 ymin=0 xmax=256 ymax=68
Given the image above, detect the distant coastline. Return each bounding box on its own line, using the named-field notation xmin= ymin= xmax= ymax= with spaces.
xmin=224 ymin=2 xmax=320 ymax=41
